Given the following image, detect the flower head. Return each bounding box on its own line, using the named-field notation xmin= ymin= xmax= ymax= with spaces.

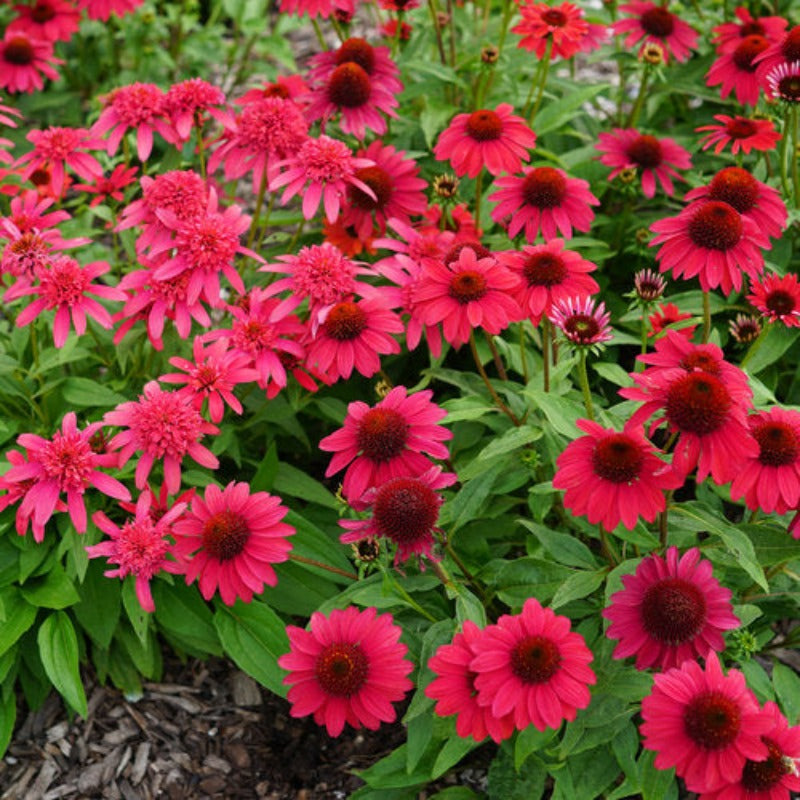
xmin=765 ymin=61 xmax=800 ymax=104
xmin=603 ymin=547 xmax=739 ymax=671
xmin=748 ymin=272 xmax=800 ymax=327
xmin=697 ymin=115 xmax=782 ymax=156
xmin=172 ymin=481 xmax=295 ymax=605
xmin=8 ymin=0 xmax=81 ymax=43
xmin=706 ymin=35 xmax=771 ymax=106
xmin=0 ymin=30 xmax=62 ymax=94
xmin=279 ymin=606 xmax=414 ymax=736
xmin=549 ymin=295 xmax=612 ymax=348
xmin=612 ymin=1 xmax=698 ymax=63
xmin=711 ymin=7 xmax=787 ymax=55
xmin=512 ymin=1 xmax=591 ymax=60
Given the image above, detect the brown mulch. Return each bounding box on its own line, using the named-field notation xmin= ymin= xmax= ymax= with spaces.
xmin=0 ymin=656 xmax=411 ymax=800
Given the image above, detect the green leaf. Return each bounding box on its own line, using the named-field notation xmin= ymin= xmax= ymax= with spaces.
xmin=213 ymin=600 xmax=289 ymax=697
xmin=250 ymin=441 xmax=278 ymax=493
xmin=73 ymin=560 xmax=121 ymax=649
xmin=61 ymin=377 xmax=128 ymax=408
xmin=534 ymin=83 xmax=612 ymax=136
xmin=519 ymin=520 xmax=598 ymax=569
xmin=406 ymin=713 xmax=433 ymax=775
xmin=153 ymin=582 xmax=222 ymax=656
xmin=638 ymin=750 xmax=677 ymax=800
xmin=475 ymin=426 xmax=541 ymax=463
xmin=453 ymin=587 xmax=487 ymax=628
xmin=743 ymin=324 xmax=800 ymax=375
xmin=551 ymin=745 xmax=621 ymax=800
xmin=524 ymin=387 xmax=584 ymax=437
xmin=0 ymin=587 xmax=37 ymax=657
xmin=488 ymin=744 xmax=546 ymax=800
xmin=429 ymin=790 xmax=480 ymax=800
xmin=273 ymin=462 xmax=338 ymax=508
xmin=0 ymin=688 xmax=16 ymax=757
xmin=20 ymin=564 xmax=80 ymax=609
xmin=122 ymin=577 xmax=150 ymax=646
xmin=515 ymin=726 xmax=556 ymax=770
xmin=492 ymin=557 xmax=572 ymax=607
xmin=440 ymin=462 xmax=503 ymax=532
xmin=37 ymin=612 xmax=87 ymax=717
xmin=592 ymin=362 xmax=633 ymax=388
xmin=432 ymin=734 xmax=479 ymax=779
xmin=773 ymin=662 xmax=800 ymax=724
xmin=551 ymin=570 xmax=605 ymax=610
xmin=740 ymin=659 xmax=775 ymax=703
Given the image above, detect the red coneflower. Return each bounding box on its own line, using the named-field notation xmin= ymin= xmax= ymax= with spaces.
xmin=8 ymin=0 xmax=81 ymax=43
xmin=512 ymin=1 xmax=590 ymax=60
xmin=611 ymin=1 xmax=698 ymax=63
xmin=748 ymin=272 xmax=800 ymax=327
xmin=706 ymin=34 xmax=771 ymax=106
xmin=549 ymin=295 xmax=612 ymax=347
xmin=696 ymin=115 xmax=781 ymax=156
xmin=711 ymin=7 xmax=787 ymax=55
xmin=0 ymin=30 xmax=62 ymax=94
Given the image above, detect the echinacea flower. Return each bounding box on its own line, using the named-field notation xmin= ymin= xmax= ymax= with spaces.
xmin=81 ymin=0 xmax=145 ymax=20
xmin=0 ymin=30 xmax=62 ymax=94
xmin=279 ymin=606 xmax=414 ymax=736
xmin=4 ymin=412 xmax=130 ymax=542
xmin=697 ymin=115 xmax=782 ymax=156
xmin=699 ymin=700 xmax=800 ymax=800
xmin=87 ymin=489 xmax=186 ymax=613
xmin=640 ymin=652 xmax=772 ymax=793
xmin=611 ymin=1 xmax=698 ymax=63
xmin=470 ymin=597 xmax=596 ymax=732
xmin=162 ymin=78 xmax=228 ymax=142
xmin=549 ymin=295 xmax=612 ymax=347
xmin=754 ymin=25 xmax=800 ymax=89
xmin=434 ymin=104 xmax=537 ymax=179
xmin=765 ymin=61 xmax=800 ymax=104
xmin=730 ymin=407 xmax=800 ymax=514
xmin=319 ymin=385 xmax=452 ymax=502
xmin=634 ymin=268 xmax=667 ymax=303
xmin=706 ymin=35 xmax=771 ymax=106
xmin=603 ymin=547 xmax=739 ymax=671
xmin=73 ymin=164 xmax=139 ymax=207
xmin=171 ymin=481 xmax=295 ymax=605
xmin=488 ymin=166 xmax=598 ymax=241
xmin=105 ymin=381 xmax=219 ymax=494
xmin=596 ymin=128 xmax=691 ymax=198
xmin=338 ymin=465 xmax=456 ymax=564
xmin=711 ymin=7 xmax=787 ymax=55
xmin=650 ymin=200 xmax=771 ymax=297
xmin=496 ymin=239 xmax=599 ymax=326
xmin=553 ymin=418 xmax=681 ymax=531
xmin=729 ymin=313 xmax=762 ymax=345
xmin=512 ymin=1 xmax=590 ymax=60
xmin=8 ymin=0 xmax=81 ymax=43
xmin=648 ymin=301 xmax=695 ymax=338
xmin=747 ymin=272 xmax=800 ymax=327
xmin=9 ymin=256 xmax=128 ymax=348
xmin=426 ymin=620 xmax=516 ymax=743
xmin=413 ymin=246 xmax=521 ymax=348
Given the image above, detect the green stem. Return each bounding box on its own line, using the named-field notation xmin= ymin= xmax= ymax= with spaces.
xmin=779 ymin=110 xmax=792 ymax=199
xmin=311 ymin=18 xmax=327 ymax=49
xmin=519 ymin=323 xmax=529 ymax=384
xmin=524 ymin=39 xmax=552 ymax=123
xmin=626 ymin=64 xmax=650 ymax=128
xmin=289 ymin=553 xmax=358 ymax=580
xmin=577 ymin=348 xmax=594 ymax=420
xmin=469 ymin=332 xmax=521 ymax=425
xmin=484 ymin=331 xmax=508 ymax=380
xmin=542 ymin=318 xmax=550 ymax=392
xmin=792 ymin=105 xmax=800 ymax=209
xmin=740 ymin=322 xmax=769 ymax=370
xmin=474 ymin=170 xmax=484 ymax=230
xmin=479 ymin=0 xmax=513 ymax=103
xmin=702 ymin=290 xmax=711 ymax=343
xmin=380 ymin=565 xmax=439 ymax=622
xmin=195 ymin=117 xmax=207 ymax=180
xmin=446 ymin=0 xmax=456 ymax=67
xmin=599 ymin=526 xmax=619 ymax=566
xmin=426 ymin=0 xmax=448 ymax=65
xmin=391 ymin=10 xmax=404 ymax=57
xmin=246 ymin=173 xmax=267 ymax=251
xmin=637 ymin=310 xmax=649 ymax=370
xmin=286 ymin=218 xmax=306 ymax=253
xmin=658 ymin=491 xmax=674 ymax=548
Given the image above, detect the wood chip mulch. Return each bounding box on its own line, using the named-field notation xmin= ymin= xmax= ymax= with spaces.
xmin=0 ymin=656 xmax=409 ymax=800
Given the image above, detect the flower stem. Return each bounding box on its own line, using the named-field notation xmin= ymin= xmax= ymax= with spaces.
xmin=469 ymin=332 xmax=521 ymax=425
xmin=541 ymin=318 xmax=550 ymax=392
xmin=195 ymin=117 xmax=207 ymax=180
xmin=519 ymin=323 xmax=529 ymax=384
xmin=474 ymin=170 xmax=484 ymax=229
xmin=577 ymin=348 xmax=594 ymax=420
xmin=780 ymin=109 xmax=792 ymax=199
xmin=426 ymin=0 xmax=448 ymax=65
xmin=524 ymin=39 xmax=552 ymax=123
xmin=637 ymin=310 xmax=649 ymax=370
xmin=380 ymin=564 xmax=439 ymax=622
xmin=311 ymin=18 xmax=327 ymax=49
xmin=792 ymin=105 xmax=800 ymax=209
xmin=702 ymin=290 xmax=711 ymax=343
xmin=598 ymin=526 xmax=619 ymax=566
xmin=246 ymin=173 xmax=267 ymax=251
xmin=289 ymin=553 xmax=358 ymax=580
xmin=626 ymin=63 xmax=650 ymax=128
xmin=484 ymin=331 xmax=508 ymax=380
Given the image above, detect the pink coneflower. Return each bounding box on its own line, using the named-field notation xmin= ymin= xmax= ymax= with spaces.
xmin=320 ymin=386 xmax=452 ymax=502
xmin=207 ymin=96 xmax=308 ymax=189
xmin=73 ymin=164 xmax=138 ymax=207
xmin=9 ymin=256 xmax=128 ymax=348
xmin=16 ymin=126 xmax=105 ymax=197
xmin=9 ymin=0 xmax=81 ymax=43
xmin=549 ymin=295 xmax=612 ymax=347
xmin=159 ymin=337 xmax=259 ymax=423
xmin=323 ymin=218 xmax=377 ymax=257
xmin=697 ymin=115 xmax=781 ymax=156
xmin=512 ymin=1 xmax=589 ymax=60
xmin=706 ymin=35 xmax=771 ymax=106
xmin=87 ymin=489 xmax=186 ymax=613
xmin=426 ymin=620 xmax=515 ymax=744
xmin=172 ymin=481 xmax=295 ymax=605
xmin=339 ymin=465 xmax=456 ymax=564
xmin=754 ymin=25 xmax=800 ymax=90
xmin=80 ymin=0 xmax=145 ymax=20
xmin=0 ymin=217 xmax=89 ymax=281
xmin=306 ymin=295 xmax=403 ymax=383
xmin=270 ymin=135 xmax=377 ymax=224
xmin=748 ymin=272 xmax=800 ymax=327
xmin=488 ymin=166 xmax=598 ymax=241
xmin=305 ymin=38 xmax=402 ymax=139
xmin=162 ymin=78 xmax=228 ymax=142
xmin=640 ymin=653 xmax=772 ymax=793
xmin=0 ymin=30 xmax=62 ymax=94
xmin=553 ymin=418 xmax=681 ymax=532
xmin=340 ymin=142 xmax=427 ymax=239
xmin=104 ymin=381 xmax=219 ymax=495
xmin=621 ymin=350 xmax=757 ymax=484
xmin=650 ymin=200 xmax=771 ymax=296
xmin=413 ymin=246 xmax=521 ymax=348
xmin=711 ymin=7 xmax=787 ymax=55
xmin=611 ymin=1 xmax=697 ymax=63
xmin=603 ymin=547 xmax=739 ymax=671
xmin=279 ymin=606 xmax=414 ymax=737
xmin=4 ymin=412 xmax=130 ymax=542
xmin=648 ymin=301 xmax=695 ymax=338
xmin=730 ymin=407 xmax=800 ymax=514
xmin=634 ymin=268 xmax=667 ymax=303
xmin=91 ymin=82 xmax=172 ymax=162
xmin=278 ymin=0 xmax=341 ymax=19
xmin=705 ymin=160 xmax=789 ymax=241
xmin=765 ymin=61 xmax=800 ymax=104
xmin=434 ymin=104 xmax=536 ymax=179
xmin=381 ymin=19 xmax=412 ymax=40
xmin=470 ymin=597 xmax=596 ymax=732
xmin=596 ymin=129 xmax=691 ymax=198
xmin=259 ymin=242 xmax=371 ymax=317
xmin=700 ymin=700 xmax=800 ymax=800
xmin=5 ymin=191 xmax=69 ymax=233
xmin=496 ymin=240 xmax=599 ymax=326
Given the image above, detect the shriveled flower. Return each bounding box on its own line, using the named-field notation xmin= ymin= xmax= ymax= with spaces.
xmin=611 ymin=1 xmax=698 ymax=63
xmin=488 ymin=166 xmax=598 ymax=241
xmin=105 ymin=381 xmax=219 ymax=494
xmin=319 ymin=385 xmax=452 ymax=502
xmin=434 ymin=104 xmax=537 ymax=179
xmin=87 ymin=489 xmax=186 ymax=613
xmin=172 ymin=481 xmax=295 ymax=605
xmin=554 ymin=418 xmax=681 ymax=531
xmin=4 ymin=412 xmax=130 ymax=542
xmin=697 ymin=115 xmax=782 ymax=156
xmin=748 ymin=273 xmax=800 ymax=327
xmin=596 ymin=128 xmax=691 ymax=198
xmin=729 ymin=313 xmax=762 ymax=345
xmin=549 ymin=295 xmax=612 ymax=347
xmin=603 ymin=546 xmax=739 ymax=671
xmin=279 ymin=606 xmax=414 ymax=737
xmin=640 ymin=653 xmax=772 ymax=793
